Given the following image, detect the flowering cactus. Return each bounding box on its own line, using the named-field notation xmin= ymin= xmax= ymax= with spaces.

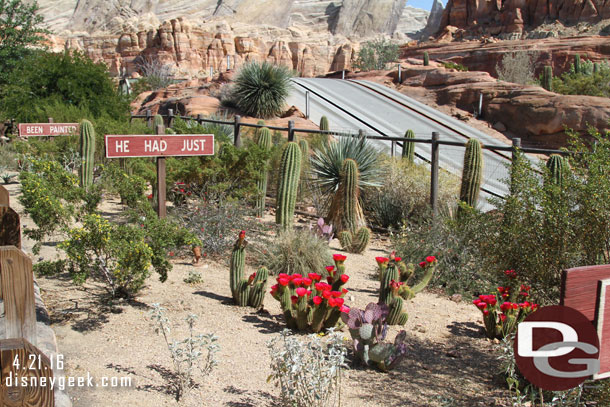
xmin=375 ymin=251 xmax=411 ymax=281
xmin=473 ymin=270 xmax=538 ymax=339
xmin=229 ymin=231 xmax=269 ymax=308
xmin=378 ymin=255 xmax=437 ymax=325
xmin=341 ymin=303 xmax=407 ymax=372
xmin=270 ymin=253 xmax=350 ymax=332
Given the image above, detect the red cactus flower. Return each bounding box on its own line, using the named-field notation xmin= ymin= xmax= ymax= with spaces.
xmin=308 ymin=273 xmax=322 ymax=282
xmin=340 ymin=274 xmax=349 ymax=283
xmin=339 ymin=305 xmax=350 ymax=313
xmin=333 ymin=254 xmax=347 ymax=262
xmin=520 ymin=285 xmax=531 ymax=292
xmin=302 ymin=278 xmax=313 ymax=286
xmin=248 ymin=272 xmax=257 ymax=284
xmin=500 ymin=314 xmax=507 ymax=322
xmin=270 ymin=284 xmax=279 ymax=295
xmin=394 ymin=257 xmax=402 ymax=262
xmin=325 ymin=266 xmax=335 ymax=274
xmin=322 ymin=290 xmax=332 ymax=300
xmin=169 ymin=251 xmax=174 ymax=257
xmin=334 ymin=297 xmax=345 ymax=307
xmin=483 ymin=310 xmax=489 ymax=316
xmin=328 ymin=297 xmax=337 ymax=307
xmin=476 ymin=302 xmax=487 ymax=310
xmin=296 ymin=287 xmax=307 ymax=297
xmin=375 ymin=257 xmax=389 ymax=265
xmin=313 ymin=296 xmax=322 ymax=305
xmin=147 ymin=194 xmax=153 ymax=199
xmin=291 ymin=296 xmax=298 ymax=305
xmin=419 ymin=261 xmax=427 ymax=268
xmin=279 ymin=273 xmax=290 ymax=280
xmin=504 ymin=269 xmax=517 ymax=279
xmin=278 ymin=277 xmax=290 ymax=286
xmin=239 ymin=230 xmax=246 ymax=239
xmin=342 ymin=288 xmax=349 ymax=294
xmin=179 ymin=188 xmax=185 ymax=193
xmin=330 ymin=291 xmax=343 ymax=297
xmin=292 ymin=277 xmax=303 ymax=287
xmin=426 ymin=255 xmax=437 ymax=263
xmin=292 ymin=274 xmax=303 ymax=279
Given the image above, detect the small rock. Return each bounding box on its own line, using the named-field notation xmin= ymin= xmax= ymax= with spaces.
xmin=493 ymin=121 xmax=507 ymax=132
xmin=450 ymin=293 xmax=462 ymax=303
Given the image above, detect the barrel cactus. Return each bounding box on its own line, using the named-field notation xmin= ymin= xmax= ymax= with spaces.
xmin=546 ymin=154 xmax=569 ymax=187
xmin=402 ymin=129 xmax=415 ymax=163
xmin=255 ymin=127 xmax=272 ymax=217
xmin=543 ymin=66 xmax=553 ymax=91
xmin=320 ymin=116 xmax=329 ymax=132
xmin=423 ymin=51 xmax=429 ymax=66
xmin=459 ymin=138 xmax=483 ymax=210
xmin=79 ymin=119 xmax=95 ymax=189
xmin=378 ymin=256 xmax=437 ymax=325
xmin=229 ymin=231 xmax=269 ymax=308
xmin=337 ymin=159 xmax=370 ymax=253
xmin=276 ymin=142 xmax=302 ymax=229
xmin=341 ymin=302 xmax=408 ymax=371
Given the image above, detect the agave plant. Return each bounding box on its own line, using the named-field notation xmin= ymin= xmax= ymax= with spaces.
xmin=232 ymin=61 xmax=292 ymax=119
xmin=310 ymin=135 xmax=381 ymax=230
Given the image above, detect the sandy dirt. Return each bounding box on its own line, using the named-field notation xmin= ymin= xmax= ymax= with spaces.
xmin=5 ymin=179 xmax=511 ymax=407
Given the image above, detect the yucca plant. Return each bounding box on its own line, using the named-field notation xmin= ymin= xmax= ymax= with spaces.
xmin=233 ymin=62 xmax=292 ymax=119
xmin=310 ymin=135 xmax=381 ymax=231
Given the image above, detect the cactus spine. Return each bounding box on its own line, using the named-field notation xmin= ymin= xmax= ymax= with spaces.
xmin=546 ymin=154 xmax=568 ymax=187
xmin=79 ymin=119 xmax=95 ymax=189
xmin=543 ymin=66 xmax=553 ymax=91
xmin=574 ymin=54 xmax=581 ymax=74
xmin=229 ymin=232 xmax=268 ymax=308
xmin=255 ymin=127 xmax=272 ymax=217
xmin=402 ymin=129 xmax=415 ymax=163
xmin=423 ymin=51 xmax=429 ymax=66
xmin=276 ymin=142 xmax=302 ymax=229
xmin=153 ymin=114 xmax=164 ymax=129
xmin=459 ymin=138 xmax=483 ymax=209
xmin=337 ymin=159 xmax=370 ymax=253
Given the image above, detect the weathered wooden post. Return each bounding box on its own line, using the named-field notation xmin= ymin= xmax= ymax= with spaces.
xmin=430 ymin=132 xmax=440 ymax=216
xmin=0 ymin=185 xmax=9 ymax=206
xmin=167 ymin=109 xmax=175 ymax=129
xmin=288 ymin=120 xmax=295 ymax=142
xmin=234 ymin=115 xmax=241 ymax=147
xmin=155 ymin=124 xmax=167 ymax=218
xmin=197 ymin=114 xmax=203 ymax=126
xmin=146 ymin=109 xmax=153 ymax=129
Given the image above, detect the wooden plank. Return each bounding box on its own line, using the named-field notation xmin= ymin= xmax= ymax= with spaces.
xmin=595 ymin=279 xmax=610 ymax=379
xmin=18 ymin=123 xmax=78 ymax=137
xmin=0 ymin=185 xmax=9 ymax=206
xmin=0 ymin=247 xmax=36 ymax=344
xmin=0 ymin=206 xmax=21 ymax=249
xmin=0 ymin=338 xmax=54 ymax=407
xmin=105 ymin=134 xmax=214 ymax=158
xmin=561 ymin=265 xmax=610 ymax=322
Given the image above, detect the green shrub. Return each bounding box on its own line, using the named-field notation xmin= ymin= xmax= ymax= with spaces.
xmin=547 ymin=58 xmax=610 ymax=97
xmin=60 ymin=214 xmax=153 ymax=298
xmin=232 ymin=61 xmax=292 ymax=119
xmin=441 ymin=61 xmax=468 ymax=72
xmin=255 ymin=228 xmax=333 ymax=276
xmin=354 ymin=39 xmax=399 ymax=71
xmin=363 ymin=157 xmax=459 ymax=229
xmin=100 ymin=163 xmax=147 ymax=208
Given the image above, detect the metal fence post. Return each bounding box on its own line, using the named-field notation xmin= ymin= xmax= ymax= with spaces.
xmin=511 ymin=137 xmax=521 ymax=162
xmin=197 ymin=114 xmax=203 ymax=126
xmin=398 ymin=65 xmax=402 ymax=84
xmin=234 ymin=115 xmax=241 ymax=147
xmin=430 ymin=132 xmax=440 ymax=216
xmin=288 ymin=120 xmax=295 ymax=141
xmin=168 ymin=108 xmax=175 ymax=128
xmin=391 ymin=141 xmax=396 ymax=157
xmin=342 ymin=70 xmax=345 ymax=80
xmin=305 ymin=91 xmax=310 ymax=119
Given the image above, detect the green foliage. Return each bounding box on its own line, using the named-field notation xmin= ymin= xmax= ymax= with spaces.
xmin=60 ymin=214 xmax=153 ymax=298
xmin=232 ymin=61 xmax=292 ymax=119
xmin=363 ymin=157 xmax=458 ymax=229
xmin=101 ymin=163 xmax=147 ymax=208
xmin=33 ymin=259 xmax=67 ymax=277
xmin=459 ymin=138 xmax=483 ymax=210
xmin=548 ymin=58 xmax=610 ymax=97
xmin=0 ymin=0 xmax=48 ymax=85
xmin=441 ymin=61 xmax=468 ymax=72
xmin=354 ymin=39 xmax=399 ymax=71
xmin=276 ymin=142 xmax=302 ymax=229
xmin=0 ymin=51 xmax=129 ymax=122
xmin=255 ymin=228 xmax=333 ymax=277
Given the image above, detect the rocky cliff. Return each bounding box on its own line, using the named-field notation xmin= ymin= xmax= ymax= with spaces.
xmin=437 ymin=0 xmax=610 ymax=39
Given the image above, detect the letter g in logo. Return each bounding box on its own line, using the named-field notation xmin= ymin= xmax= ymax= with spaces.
xmin=514 ymin=306 xmax=600 ymax=391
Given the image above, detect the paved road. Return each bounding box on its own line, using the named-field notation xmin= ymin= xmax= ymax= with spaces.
xmin=286 ymin=78 xmax=534 ymax=210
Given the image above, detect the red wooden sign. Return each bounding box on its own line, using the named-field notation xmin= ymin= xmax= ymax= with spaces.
xmin=105 ymin=134 xmax=214 ymax=158
xmin=18 ymin=123 xmax=79 ymax=137
xmin=595 ymin=279 xmax=610 ymax=379
xmin=561 ymin=265 xmax=610 ymax=378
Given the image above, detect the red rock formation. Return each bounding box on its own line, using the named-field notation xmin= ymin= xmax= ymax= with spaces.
xmin=438 ymin=0 xmax=610 ymax=38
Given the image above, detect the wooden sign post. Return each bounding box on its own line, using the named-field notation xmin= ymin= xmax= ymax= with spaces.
xmin=105 ymin=129 xmax=214 ymax=218
xmin=561 ymin=265 xmax=610 ymax=379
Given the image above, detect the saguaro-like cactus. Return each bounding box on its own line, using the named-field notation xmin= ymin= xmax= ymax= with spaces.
xmin=378 ymin=257 xmax=436 ymax=325
xmin=320 ymin=116 xmax=329 ymax=131
xmin=546 ymin=154 xmax=568 ymax=187
xmin=574 ymin=54 xmax=581 ymax=74
xmin=276 ymin=142 xmax=302 ymax=229
xmin=543 ymin=66 xmax=553 ymax=91
xmin=402 ymin=129 xmax=415 ymax=163
xmin=423 ymin=52 xmax=429 ymax=66
xmin=298 ymin=139 xmax=309 ymax=200
xmin=337 ymin=159 xmax=370 ymax=253
xmin=229 ymin=231 xmax=269 ymax=308
xmin=79 ymin=119 xmax=95 ymax=189
xmin=255 ymin=127 xmax=272 ymax=217
xmin=153 ymin=114 xmax=164 ymax=129
xmin=459 ymin=138 xmax=483 ymax=209
xmin=594 ymin=62 xmax=601 ymax=74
